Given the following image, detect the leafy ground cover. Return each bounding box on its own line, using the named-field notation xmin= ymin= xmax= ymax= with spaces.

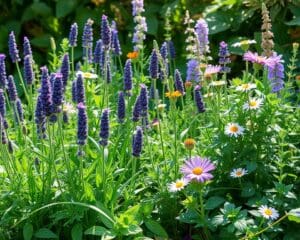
xmin=0 ymin=1 xmax=299 ymax=239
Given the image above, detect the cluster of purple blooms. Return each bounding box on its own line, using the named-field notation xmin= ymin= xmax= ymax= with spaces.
xmin=132 ymin=0 xmax=147 ymax=51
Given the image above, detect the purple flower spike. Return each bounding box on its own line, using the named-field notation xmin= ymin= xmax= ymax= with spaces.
xmin=265 ymin=53 xmax=285 ymax=92
xmin=0 ymin=115 xmax=7 ymax=144
xmin=117 ymin=91 xmax=126 ymax=123
xmin=139 ymin=84 xmax=148 ymax=117
xmin=82 ymin=19 xmax=93 ymax=62
xmin=149 ymin=49 xmax=158 ymax=79
xmin=187 ymin=59 xmax=200 ymax=82
xmin=94 ymin=39 xmax=103 ymax=65
xmin=15 ymin=98 xmax=24 ymax=124
xmin=160 ymin=42 xmax=168 ymax=60
xmin=0 ymin=54 xmax=8 ymax=89
xmin=7 ymin=75 xmax=18 ymax=102
xmin=106 ymin=62 xmax=111 ymax=83
xmin=35 ymin=94 xmax=46 ymax=139
xmin=132 ymin=95 xmax=141 ymax=122
xmin=60 ymin=54 xmax=70 ymax=90
xmin=76 ymin=74 xmax=85 ymax=104
xmin=168 ymin=40 xmax=176 ymax=59
xmin=24 ymin=55 xmax=34 ymax=85
xmin=0 ymin=89 xmax=8 ymax=129
xmin=218 ymin=41 xmax=231 ymax=73
xmin=23 ymin=36 xmax=32 ymax=57
xmin=77 ymin=102 xmax=88 ymax=145
xmin=99 ymin=108 xmax=110 ymax=146
xmin=112 ymin=29 xmax=121 ymax=56
xmin=175 ymin=69 xmax=185 ymax=95
xmin=194 ymin=85 xmax=205 ymax=113
xmin=195 ymin=19 xmax=210 ymax=55
xmin=101 ymin=15 xmax=111 ymax=48
xmin=51 ymin=73 xmax=63 ymax=109
xmin=72 ymin=80 xmax=77 ymax=103
xmin=181 ymin=156 xmax=215 ymax=182
xmin=132 ymin=126 xmax=143 ymax=157
xmin=124 ymin=59 xmax=132 ymax=93
xmin=69 ymin=23 xmax=78 ymax=47
xmin=8 ymin=31 xmax=20 ymax=63
xmin=132 ymin=0 xmax=144 ymax=16
xmin=40 ymin=66 xmax=52 ymax=117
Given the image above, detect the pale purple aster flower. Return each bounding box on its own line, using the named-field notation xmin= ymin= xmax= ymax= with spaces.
xmin=204 ymin=65 xmax=221 ymax=77
xmin=181 ymin=156 xmax=215 ymax=182
xmin=0 ymin=54 xmax=8 ymax=89
xmin=195 ymin=19 xmax=210 ymax=55
xmin=258 ymin=205 xmax=279 ymax=220
xmin=264 ymin=53 xmax=285 ymax=92
xmin=187 ymin=59 xmax=200 ymax=82
xmin=243 ymin=51 xmax=267 ymax=65
xmin=8 ymin=31 xmax=20 ymax=63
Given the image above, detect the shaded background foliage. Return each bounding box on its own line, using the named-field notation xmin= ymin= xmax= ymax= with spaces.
xmin=0 ymin=0 xmax=299 ymax=76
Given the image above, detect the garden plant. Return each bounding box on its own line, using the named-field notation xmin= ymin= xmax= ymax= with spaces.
xmin=0 ymin=0 xmax=299 ymax=239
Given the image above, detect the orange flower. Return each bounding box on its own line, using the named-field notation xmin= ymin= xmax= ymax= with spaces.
xmin=185 ymin=81 xmax=193 ymax=89
xmin=296 ymin=75 xmax=300 ymax=81
xmin=184 ymin=138 xmax=196 ymax=150
xmin=165 ymin=90 xmax=182 ymax=100
xmin=127 ymin=51 xmax=139 ymax=59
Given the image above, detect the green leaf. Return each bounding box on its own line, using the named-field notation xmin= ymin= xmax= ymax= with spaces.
xmin=241 ymin=184 xmax=255 ymax=198
xmin=211 ymin=215 xmax=224 ymax=227
xmin=288 ymin=208 xmax=300 ymax=223
xmin=23 ymin=222 xmax=33 ymax=240
xmin=84 ymin=226 xmax=108 ymax=236
xmin=205 ymin=196 xmax=225 ymax=210
xmin=206 ymin=12 xmax=231 ymax=34
xmin=34 ymin=228 xmax=58 ymax=239
xmin=125 ymin=224 xmax=143 ymax=235
xmin=56 ymin=0 xmax=76 ymax=18
xmin=285 ymin=17 xmax=300 ymax=26
xmin=233 ymin=219 xmax=247 ymax=232
xmin=71 ymin=224 xmax=82 ymax=240
xmin=146 ymin=17 xmax=158 ymax=36
xmin=31 ymin=34 xmax=52 ymax=48
xmin=30 ymin=2 xmax=52 ymax=16
xmin=145 ymin=219 xmax=168 ymax=238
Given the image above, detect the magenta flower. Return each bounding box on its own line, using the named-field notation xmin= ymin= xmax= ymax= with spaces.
xmin=243 ymin=51 xmax=267 ymax=65
xmin=181 ymin=156 xmax=215 ymax=182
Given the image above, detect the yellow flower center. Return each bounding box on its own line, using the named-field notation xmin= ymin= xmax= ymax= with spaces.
xmin=249 ymin=101 xmax=257 ymax=107
xmin=192 ymin=167 xmax=203 ymax=175
xmin=240 ymin=40 xmax=249 ymax=45
xmin=236 ymin=171 xmax=242 ymax=176
xmin=175 ymin=181 xmax=184 ymax=188
xmin=242 ymin=84 xmax=250 ymax=90
xmin=264 ymin=209 xmax=273 ymax=216
xmin=229 ymin=125 xmax=239 ymax=133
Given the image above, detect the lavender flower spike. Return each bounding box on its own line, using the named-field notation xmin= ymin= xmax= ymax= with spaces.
xmin=0 ymin=89 xmax=8 ymax=128
xmin=76 ymin=73 xmax=85 ymax=104
xmin=60 ymin=53 xmax=70 ymax=89
xmin=117 ymin=91 xmax=126 ymax=123
xmin=106 ymin=62 xmax=112 ymax=83
xmin=132 ymin=96 xmax=141 ymax=122
xmin=132 ymin=0 xmax=145 ymax=16
xmin=195 ymin=19 xmax=210 ymax=55
xmin=168 ymin=40 xmax=176 ymax=59
xmin=35 ymin=94 xmax=46 ymax=139
xmin=0 ymin=54 xmax=7 ymax=89
xmin=23 ymin=36 xmax=33 ymax=57
xmin=149 ymin=49 xmax=158 ymax=79
xmin=77 ymin=102 xmax=88 ymax=145
xmin=194 ymin=85 xmax=205 ymax=113
xmin=8 ymin=31 xmax=20 ymax=63
xmin=175 ymin=69 xmax=185 ymax=95
xmin=51 ymin=73 xmax=63 ymax=117
xmin=218 ymin=41 xmax=231 ymax=73
xmin=15 ymin=98 xmax=24 ymax=123
xmin=124 ymin=59 xmax=133 ymax=93
xmin=111 ymin=24 xmax=122 ymax=56
xmin=132 ymin=126 xmax=143 ymax=157
xmin=186 ymin=59 xmax=200 ymax=82
xmin=72 ymin=80 xmax=77 ymax=103
xmin=40 ymin=66 xmax=53 ymax=117
xmin=7 ymin=75 xmax=18 ymax=102
xmin=101 ymin=15 xmax=111 ymax=48
xmin=0 ymin=115 xmax=7 ymax=144
xmin=265 ymin=53 xmax=285 ymax=93
xmin=139 ymin=84 xmax=148 ymax=117
xmin=69 ymin=23 xmax=78 ymax=47
xmin=82 ymin=19 xmax=94 ymax=63
xmin=99 ymin=108 xmax=110 ymax=146
xmin=94 ymin=39 xmax=103 ymax=65
xmin=160 ymin=42 xmax=168 ymax=60
xmin=24 ymin=55 xmax=34 ymax=85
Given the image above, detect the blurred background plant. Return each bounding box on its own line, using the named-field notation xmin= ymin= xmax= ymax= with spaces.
xmin=1 ymin=0 xmax=299 ymax=73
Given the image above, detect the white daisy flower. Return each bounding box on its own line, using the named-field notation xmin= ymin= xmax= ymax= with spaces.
xmin=236 ymin=83 xmax=256 ymax=92
xmin=230 ymin=168 xmax=248 ymax=178
xmin=243 ymin=98 xmax=263 ymax=110
xmin=209 ymin=80 xmax=226 ymax=87
xmin=225 ymin=123 xmax=245 ymax=137
xmin=76 ymin=71 xmax=98 ymax=79
xmin=258 ymin=205 xmax=279 ymax=220
xmin=168 ymin=178 xmax=189 ymax=192
xmin=63 ymin=102 xmax=76 ymax=114
xmin=232 ymin=40 xmax=256 ymax=47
